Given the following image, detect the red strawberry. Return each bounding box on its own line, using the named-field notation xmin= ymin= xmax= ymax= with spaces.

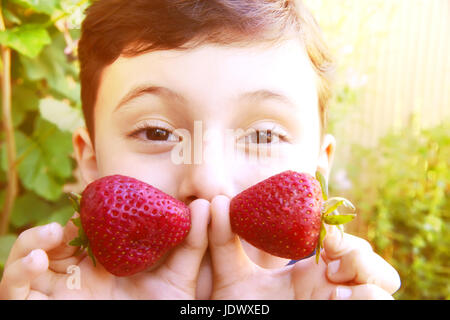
xmin=230 ymin=171 xmax=355 ymax=262
xmin=68 ymin=175 xmax=191 ymax=277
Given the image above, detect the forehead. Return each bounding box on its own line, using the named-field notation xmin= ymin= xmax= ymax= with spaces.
xmin=96 ymin=39 xmax=317 ymax=116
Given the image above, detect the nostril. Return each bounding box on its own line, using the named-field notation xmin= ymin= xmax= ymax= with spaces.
xmin=185 ymin=195 xmax=198 ymax=206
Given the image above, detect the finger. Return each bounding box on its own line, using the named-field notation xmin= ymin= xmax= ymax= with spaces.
xmin=159 ymin=199 xmax=210 ymax=285
xmin=208 ymin=195 xmax=254 ymax=282
xmin=46 ymin=213 xmax=80 ymax=261
xmin=5 ymin=223 xmax=64 ymax=268
xmin=326 ymin=249 xmax=401 ymax=294
xmin=48 ymin=254 xmax=86 ymax=274
xmin=331 ymin=284 xmax=394 ymax=300
xmin=27 ymin=290 xmax=50 ymax=300
xmin=0 ymin=249 xmax=49 ymax=300
xmin=322 ymin=225 xmax=373 ymax=261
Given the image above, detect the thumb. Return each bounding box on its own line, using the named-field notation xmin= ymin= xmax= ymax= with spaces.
xmin=208 ymin=195 xmax=254 ymax=284
xmin=322 ymin=225 xmax=372 ymax=261
xmin=46 ymin=213 xmax=81 ymax=261
xmin=159 ymin=198 xmax=210 ymax=281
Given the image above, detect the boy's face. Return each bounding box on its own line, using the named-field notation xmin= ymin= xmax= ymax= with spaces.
xmin=74 ymin=38 xmax=335 ymax=267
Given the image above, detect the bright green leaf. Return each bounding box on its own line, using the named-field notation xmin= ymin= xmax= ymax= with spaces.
xmin=33 ymin=117 xmax=74 ymax=179
xmin=6 ymin=126 xmax=72 ymax=201
xmin=3 ymin=8 xmax=22 ymax=25
xmin=10 ymin=0 xmax=60 ymax=15
xmin=20 ymin=155 xmax=62 ymax=201
xmin=39 ymin=98 xmax=84 ymax=132
xmin=0 ymin=25 xmax=51 ymax=58
xmin=315 ymin=171 xmax=328 ymax=200
xmin=19 ymin=32 xmax=80 ymax=102
xmin=323 ymin=196 xmax=356 ymax=215
xmin=323 ymin=214 xmax=356 ymax=225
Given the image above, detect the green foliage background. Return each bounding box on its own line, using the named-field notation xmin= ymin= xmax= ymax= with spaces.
xmin=0 ymin=0 xmax=448 ymax=300
xmin=342 ymin=122 xmax=450 ymax=300
xmin=0 ymin=0 xmax=89 ymax=274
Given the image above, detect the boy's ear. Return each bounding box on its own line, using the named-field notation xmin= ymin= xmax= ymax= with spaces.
xmin=316 ymin=134 xmax=336 ymax=180
xmin=72 ymin=127 xmax=99 ymax=185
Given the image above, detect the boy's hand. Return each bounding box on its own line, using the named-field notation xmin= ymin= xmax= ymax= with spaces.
xmin=0 ymin=199 xmax=209 ymax=299
xmin=208 ymin=195 xmax=401 ymax=300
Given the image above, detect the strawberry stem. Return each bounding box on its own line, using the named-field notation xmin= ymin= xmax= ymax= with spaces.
xmin=315 ymin=171 xmax=328 ymax=201
xmin=314 ymin=171 xmax=357 ymax=264
xmin=69 ymin=216 xmax=96 ymax=267
xmin=67 ymin=192 xmax=97 ymax=267
xmin=68 ymin=192 xmax=81 ymax=213
xmin=315 ymin=170 xmax=329 ymax=263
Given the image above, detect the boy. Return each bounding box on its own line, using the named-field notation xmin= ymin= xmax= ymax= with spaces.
xmin=0 ymin=0 xmax=400 ymax=299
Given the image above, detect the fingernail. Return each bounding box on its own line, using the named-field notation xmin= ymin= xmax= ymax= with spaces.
xmin=336 ymin=286 xmax=352 ymax=299
xmin=328 ymin=259 xmax=341 ymax=275
xmin=40 ymin=223 xmax=57 ymax=237
xmin=24 ymin=249 xmax=38 ymax=264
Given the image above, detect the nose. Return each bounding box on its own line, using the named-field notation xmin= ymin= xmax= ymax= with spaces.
xmin=178 ymin=164 xmax=232 ymax=205
xmin=177 ymin=131 xmax=234 ymax=204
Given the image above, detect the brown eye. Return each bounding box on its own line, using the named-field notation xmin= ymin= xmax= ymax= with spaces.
xmin=249 ymin=130 xmax=273 ymax=144
xmin=145 ymin=128 xmax=170 ymax=141
xmin=130 ymin=125 xmax=182 ymax=143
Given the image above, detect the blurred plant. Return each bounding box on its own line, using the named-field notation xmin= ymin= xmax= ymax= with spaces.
xmin=344 ymin=120 xmax=450 ymax=300
xmin=0 ymin=0 xmax=89 ymax=276
xmin=303 ymin=0 xmax=401 ymax=168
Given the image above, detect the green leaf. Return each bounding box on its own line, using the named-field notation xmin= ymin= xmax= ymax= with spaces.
xmin=33 ymin=117 xmax=74 ymax=179
xmin=87 ymin=245 xmax=96 ymax=267
xmin=11 ymin=191 xmax=53 ymax=228
xmin=10 ymin=83 xmax=40 ymax=127
xmin=69 ymin=216 xmax=96 ymax=266
xmin=323 ymin=200 xmax=345 ymax=216
xmin=39 ymin=98 xmax=84 ymax=132
xmin=323 ymin=214 xmax=356 ymax=225
xmin=0 ymin=235 xmax=17 ymax=269
xmin=316 ymin=223 xmax=327 ymax=264
xmin=68 ymin=192 xmax=81 ymax=213
xmin=3 ymin=8 xmax=22 ymax=25
xmin=19 ymin=32 xmax=80 ymax=102
xmin=69 ymin=216 xmax=87 ymax=249
xmin=2 ymin=123 xmax=73 ymax=201
xmin=323 ymin=197 xmax=356 ymax=215
xmin=37 ymin=205 xmax=75 ymax=226
xmin=15 ymin=132 xmax=62 ymax=201
xmin=70 ymin=216 xmax=82 ymax=229
xmin=69 ymin=237 xmax=83 ymax=246
xmin=1 ymin=131 xmax=58 ymax=200
xmin=315 ymin=171 xmax=328 ymax=200
xmin=10 ymin=0 xmax=60 ymax=15
xmin=0 ymin=24 xmax=51 ymax=58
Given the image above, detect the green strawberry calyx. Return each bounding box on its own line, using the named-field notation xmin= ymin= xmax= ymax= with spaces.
xmin=67 ymin=192 xmax=96 ymax=266
xmin=314 ymin=171 xmax=356 ymax=264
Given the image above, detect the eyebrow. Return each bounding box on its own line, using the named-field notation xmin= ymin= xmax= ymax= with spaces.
xmin=114 ymin=84 xmax=295 ymax=112
xmin=114 ymin=84 xmax=186 ymax=112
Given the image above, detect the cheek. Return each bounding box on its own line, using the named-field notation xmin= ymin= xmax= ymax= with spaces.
xmin=231 ymin=142 xmax=319 ymax=194
xmin=285 ymin=140 xmax=321 ymax=175
xmin=95 ymin=148 xmax=182 ymax=196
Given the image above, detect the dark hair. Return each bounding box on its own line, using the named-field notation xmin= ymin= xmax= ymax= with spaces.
xmin=78 ymin=0 xmax=334 ymax=144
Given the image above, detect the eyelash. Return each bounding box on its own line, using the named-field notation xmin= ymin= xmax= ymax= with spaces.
xmin=128 ymin=122 xmax=181 ymax=143
xmin=128 ymin=123 xmax=289 ymax=144
xmin=245 ymin=130 xmax=288 ymax=144
xmin=237 ymin=124 xmax=289 ymax=145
